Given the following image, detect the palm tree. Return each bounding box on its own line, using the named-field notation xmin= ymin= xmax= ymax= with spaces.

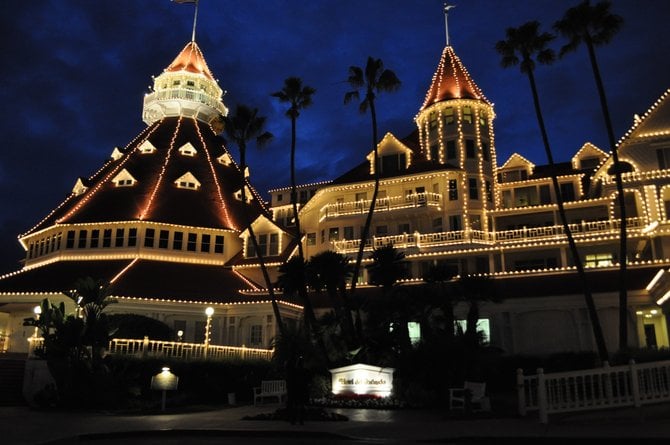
xmin=366 ymin=244 xmax=408 ymax=294
xmin=496 ymin=21 xmax=608 ymax=362
xmin=554 ymin=1 xmax=628 ymax=350
xmin=271 ymin=77 xmax=318 ymax=331
xmin=307 ymin=250 xmax=355 ymax=346
xmin=222 ymin=104 xmax=285 ymax=337
xmin=344 ymin=57 xmax=401 ymax=296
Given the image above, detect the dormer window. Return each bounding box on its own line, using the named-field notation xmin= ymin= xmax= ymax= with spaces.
xmin=72 ymin=178 xmax=88 ymax=196
xmin=178 ymin=142 xmax=197 ymax=157
xmin=110 ymin=147 xmax=124 ymax=161
xmin=186 ymin=80 xmax=195 ymax=87
xmin=112 ymin=169 xmax=137 ymax=187
xmin=175 ymin=172 xmax=201 ymax=190
xmin=217 ymin=153 xmax=233 ymax=166
xmin=234 ymin=186 xmax=253 ymax=203
xmin=138 ymin=140 xmax=157 ymax=154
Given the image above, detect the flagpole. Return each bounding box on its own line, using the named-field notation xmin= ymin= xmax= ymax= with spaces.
xmin=191 ymin=0 xmax=199 ymax=42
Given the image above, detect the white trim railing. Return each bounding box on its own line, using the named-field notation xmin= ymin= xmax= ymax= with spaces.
xmin=29 ymin=337 xmax=273 ymax=361
xmin=331 ymin=217 xmax=645 ymax=253
xmin=517 ymin=360 xmax=670 ymax=424
xmin=320 ymin=192 xmax=441 ymax=220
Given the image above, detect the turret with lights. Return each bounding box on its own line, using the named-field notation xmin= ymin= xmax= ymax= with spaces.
xmin=414 ymin=4 xmax=497 ymax=234
xmin=142 ymin=41 xmax=228 ymax=126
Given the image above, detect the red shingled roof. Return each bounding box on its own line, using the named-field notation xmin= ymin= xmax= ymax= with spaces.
xmin=0 ymin=259 xmax=269 ymax=303
xmin=165 ymin=41 xmax=215 ymax=80
xmin=25 ymin=117 xmax=268 ymax=235
xmin=419 ymin=46 xmax=489 ymax=112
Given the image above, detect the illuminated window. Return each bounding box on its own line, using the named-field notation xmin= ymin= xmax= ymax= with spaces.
xmin=455 ymin=319 xmax=490 ymax=343
xmin=408 ymin=322 xmax=421 ymax=346
xmin=329 ymin=227 xmax=339 ymax=241
xmin=443 ymin=107 xmax=454 ymax=125
xmin=173 ymin=231 xmax=183 ymax=250
xmin=138 ymin=140 xmax=157 ymax=154
xmin=585 ymin=253 xmax=614 ymax=267
xmin=463 ymin=106 xmax=473 ymax=124
xmin=178 ymin=143 xmax=197 ymax=157
xmin=112 ymin=169 xmax=137 ymax=187
xmin=175 ymin=172 xmax=201 ymax=190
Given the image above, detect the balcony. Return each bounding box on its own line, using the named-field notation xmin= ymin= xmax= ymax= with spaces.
xmin=320 ymin=192 xmax=442 ymax=220
xmin=331 ymin=217 xmax=645 ymax=253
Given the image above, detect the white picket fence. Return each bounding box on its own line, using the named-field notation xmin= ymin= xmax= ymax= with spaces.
xmin=517 ymin=360 xmax=670 ymax=423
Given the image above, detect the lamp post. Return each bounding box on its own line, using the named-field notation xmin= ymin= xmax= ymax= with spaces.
xmin=204 ymin=306 xmax=214 ymax=358
xmin=32 ymin=305 xmax=42 ymax=338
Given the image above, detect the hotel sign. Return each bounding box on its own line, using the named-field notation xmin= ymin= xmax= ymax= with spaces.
xmin=329 ymin=363 xmax=394 ymax=397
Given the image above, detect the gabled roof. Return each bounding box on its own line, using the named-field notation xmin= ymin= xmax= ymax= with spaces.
xmin=419 ymin=46 xmax=490 ymax=112
xmin=618 ymin=88 xmax=670 ymax=145
xmin=331 ymin=130 xmax=458 ymax=185
xmin=22 ymin=117 xmax=269 ymax=236
xmin=164 ymin=41 xmax=215 ymax=81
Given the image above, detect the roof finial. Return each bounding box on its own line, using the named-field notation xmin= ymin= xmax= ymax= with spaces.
xmin=444 ymin=3 xmax=456 ymax=47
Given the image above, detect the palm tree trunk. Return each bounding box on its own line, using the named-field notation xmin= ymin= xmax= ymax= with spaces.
xmin=526 ymin=66 xmax=609 ymax=362
xmin=240 ymin=144 xmax=286 ymax=338
xmin=288 ymin=114 xmax=329 ymax=363
xmin=585 ymin=35 xmax=628 ymax=350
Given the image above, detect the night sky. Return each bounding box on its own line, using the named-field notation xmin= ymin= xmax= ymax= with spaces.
xmin=0 ymin=0 xmax=668 ymax=274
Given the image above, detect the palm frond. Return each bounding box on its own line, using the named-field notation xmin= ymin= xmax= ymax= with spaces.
xmin=344 ymin=90 xmax=359 ymax=105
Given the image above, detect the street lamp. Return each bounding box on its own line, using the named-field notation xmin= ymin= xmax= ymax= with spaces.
xmin=204 ymin=306 xmax=214 ymax=357
xmin=177 ymin=330 xmax=184 ymax=342
xmin=32 ymin=305 xmax=42 ymax=338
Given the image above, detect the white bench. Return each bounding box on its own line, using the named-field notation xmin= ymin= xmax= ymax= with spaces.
xmin=253 ymin=380 xmax=287 ymax=406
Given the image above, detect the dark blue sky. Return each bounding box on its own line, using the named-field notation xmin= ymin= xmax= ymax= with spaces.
xmin=0 ymin=0 xmax=668 ymax=274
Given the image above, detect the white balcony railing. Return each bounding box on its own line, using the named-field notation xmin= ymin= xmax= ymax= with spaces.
xmin=320 ymin=192 xmax=442 ymax=220
xmin=29 ymin=337 xmax=273 ymax=361
xmin=330 ymin=217 xmax=645 ymax=253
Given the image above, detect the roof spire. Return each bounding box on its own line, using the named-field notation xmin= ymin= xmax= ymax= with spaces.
xmin=191 ymin=0 xmax=199 ymax=42
xmin=444 ymin=3 xmax=456 ymax=47
xmin=171 ymin=0 xmax=200 ymax=42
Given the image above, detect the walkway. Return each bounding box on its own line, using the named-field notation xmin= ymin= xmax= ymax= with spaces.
xmin=1 ymin=403 xmax=670 ymax=444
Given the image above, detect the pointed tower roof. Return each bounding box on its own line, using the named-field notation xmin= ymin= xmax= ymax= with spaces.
xmin=165 ymin=41 xmax=215 ymax=80
xmin=143 ymin=41 xmax=227 ymax=125
xmin=419 ymin=46 xmax=490 ymax=112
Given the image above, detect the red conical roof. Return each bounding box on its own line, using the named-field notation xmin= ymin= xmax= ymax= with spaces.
xmin=23 ymin=117 xmax=268 ymax=235
xmin=165 ymin=41 xmax=215 ymax=80
xmin=419 ymin=46 xmax=489 ymax=112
